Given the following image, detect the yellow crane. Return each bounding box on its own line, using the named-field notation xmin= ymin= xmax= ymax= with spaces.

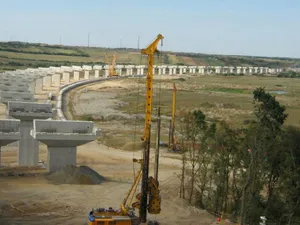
xmin=169 ymin=83 xmax=176 ymax=150
xmin=87 ymin=34 xmax=164 ymax=225
xmin=105 ymin=53 xmax=118 ymax=76
xmin=168 ymin=83 xmax=181 ymax=152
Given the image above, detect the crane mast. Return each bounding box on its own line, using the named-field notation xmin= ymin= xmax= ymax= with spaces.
xmin=170 ymin=83 xmax=177 ymax=150
xmin=139 ymin=34 xmax=164 ymax=223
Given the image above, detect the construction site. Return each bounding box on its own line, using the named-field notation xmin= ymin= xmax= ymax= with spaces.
xmin=1 ymin=2 xmax=300 ymax=225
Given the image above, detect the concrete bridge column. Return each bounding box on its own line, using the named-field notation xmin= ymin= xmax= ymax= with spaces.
xmin=73 ymin=71 xmax=80 ymax=81
xmin=248 ymin=67 xmax=253 ymax=75
xmin=7 ymin=102 xmax=54 ymax=166
xmin=215 ymin=66 xmax=221 ymax=74
xmin=173 ymin=66 xmax=177 ymax=75
xmin=168 ymin=66 xmax=173 ymax=75
xmin=62 ymin=72 xmax=70 ymax=83
xmin=236 ymin=67 xmax=242 ymax=74
xmin=43 ymin=76 xmax=52 ymax=89
xmin=35 ymin=78 xmax=43 ymax=93
xmin=51 ymin=74 xmax=61 ymax=86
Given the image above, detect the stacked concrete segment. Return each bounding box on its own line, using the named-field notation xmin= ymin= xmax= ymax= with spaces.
xmin=0 ymin=92 xmax=36 ymax=105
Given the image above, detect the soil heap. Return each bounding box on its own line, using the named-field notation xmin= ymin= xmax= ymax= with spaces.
xmin=45 ymin=165 xmax=105 ymax=185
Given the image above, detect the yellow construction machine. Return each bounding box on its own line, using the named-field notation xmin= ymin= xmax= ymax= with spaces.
xmin=106 ymin=53 xmax=118 ymax=77
xmin=168 ymin=83 xmax=181 ymax=152
xmin=88 ymin=34 xmax=164 ymax=225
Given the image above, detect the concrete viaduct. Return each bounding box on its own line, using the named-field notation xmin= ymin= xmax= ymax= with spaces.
xmin=0 ymin=64 xmax=283 ymax=172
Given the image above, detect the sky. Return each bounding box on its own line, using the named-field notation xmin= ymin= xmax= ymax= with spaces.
xmin=1 ymin=0 xmax=300 ymax=58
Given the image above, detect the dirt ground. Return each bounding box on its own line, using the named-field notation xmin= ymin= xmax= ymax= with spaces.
xmin=0 ymin=76 xmax=222 ymax=225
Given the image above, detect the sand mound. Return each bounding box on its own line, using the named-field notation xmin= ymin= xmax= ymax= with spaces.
xmin=45 ymin=165 xmax=105 ymax=185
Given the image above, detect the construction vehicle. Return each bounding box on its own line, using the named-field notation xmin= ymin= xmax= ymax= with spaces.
xmin=87 ymin=34 xmax=164 ymax=225
xmin=168 ymin=83 xmax=181 ymax=152
xmin=105 ymin=53 xmax=118 ymax=76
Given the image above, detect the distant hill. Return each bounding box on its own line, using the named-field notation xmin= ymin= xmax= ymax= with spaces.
xmin=0 ymin=41 xmax=299 ymax=72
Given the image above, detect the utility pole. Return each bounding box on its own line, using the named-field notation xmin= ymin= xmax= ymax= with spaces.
xmin=154 ymin=107 xmax=161 ymax=180
xmin=88 ymin=32 xmax=91 ymax=47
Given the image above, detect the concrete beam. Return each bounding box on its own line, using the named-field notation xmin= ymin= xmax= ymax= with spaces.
xmin=0 ymin=85 xmax=29 ymax=93
xmin=0 ymin=92 xmax=36 ymax=105
xmin=31 ymin=120 xmax=101 ymax=172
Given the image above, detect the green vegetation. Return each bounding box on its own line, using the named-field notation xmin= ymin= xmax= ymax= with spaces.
xmin=277 ymin=70 xmax=300 ymax=78
xmin=116 ymin=76 xmax=300 ymax=128
xmin=204 ymin=87 xmax=247 ymax=94
xmin=0 ymin=41 xmax=89 ymax=57
xmin=178 ymin=88 xmax=300 ymax=224
xmin=1 ymin=41 xmax=300 ymax=72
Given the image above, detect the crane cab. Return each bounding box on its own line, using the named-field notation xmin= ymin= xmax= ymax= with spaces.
xmin=88 ymin=208 xmax=140 ymax=225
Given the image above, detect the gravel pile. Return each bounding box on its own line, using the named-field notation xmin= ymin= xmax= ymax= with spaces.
xmin=45 ymin=165 xmax=105 ymax=185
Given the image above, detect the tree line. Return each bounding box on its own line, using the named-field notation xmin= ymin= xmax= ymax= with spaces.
xmin=178 ymin=87 xmax=300 ymax=225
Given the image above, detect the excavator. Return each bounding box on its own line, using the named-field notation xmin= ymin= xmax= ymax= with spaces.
xmin=105 ymin=53 xmax=118 ymax=77
xmin=87 ymin=34 xmax=164 ymax=225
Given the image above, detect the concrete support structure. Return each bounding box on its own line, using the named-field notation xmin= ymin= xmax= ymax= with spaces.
xmin=62 ymin=72 xmax=70 ymax=83
xmin=51 ymin=74 xmax=61 ymax=86
xmin=103 ymin=65 xmax=110 ymax=78
xmin=248 ymin=67 xmax=253 ymax=75
xmin=31 ymin=120 xmax=101 ymax=172
xmin=93 ymin=65 xmax=102 ymax=78
xmin=73 ymin=71 xmax=80 ymax=81
xmin=82 ymin=65 xmax=92 ymax=80
xmin=215 ymin=66 xmax=221 ymax=74
xmin=242 ymin=67 xmax=247 ymax=74
xmin=178 ymin=66 xmax=184 ymax=74
xmin=189 ymin=66 xmax=196 ymax=74
xmin=35 ymin=78 xmax=43 ymax=93
xmin=140 ymin=65 xmax=145 ymax=75
xmin=43 ymin=76 xmax=52 ymax=88
xmin=198 ymin=66 xmax=205 ymax=74
xmin=259 ymin=67 xmax=264 ymax=74
xmin=72 ymin=66 xmax=83 ymax=81
xmin=0 ymin=119 xmax=21 ymax=166
xmin=173 ymin=66 xmax=177 ymax=75
xmin=222 ymin=66 xmax=229 ymax=74
xmin=168 ymin=66 xmax=173 ymax=75
xmin=236 ymin=67 xmax=242 ymax=74
xmin=254 ymin=67 xmax=259 ymax=74
xmin=7 ymin=102 xmax=54 ymax=166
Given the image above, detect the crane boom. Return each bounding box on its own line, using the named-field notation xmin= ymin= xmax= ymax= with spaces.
xmin=171 ymin=83 xmax=176 ymax=148
xmin=141 ymin=34 xmax=164 ymax=142
xmin=139 ymin=34 xmax=164 ymax=223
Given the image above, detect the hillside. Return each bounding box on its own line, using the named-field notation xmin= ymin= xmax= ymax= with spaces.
xmin=0 ymin=41 xmax=299 ymax=72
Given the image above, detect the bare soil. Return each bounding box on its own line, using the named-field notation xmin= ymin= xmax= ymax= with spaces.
xmin=0 ymin=76 xmax=221 ymax=224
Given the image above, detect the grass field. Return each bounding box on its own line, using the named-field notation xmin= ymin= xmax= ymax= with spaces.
xmin=70 ymin=75 xmax=300 ymax=150
xmin=117 ymin=76 xmax=300 ymax=127
xmin=1 ymin=41 xmax=299 ymax=72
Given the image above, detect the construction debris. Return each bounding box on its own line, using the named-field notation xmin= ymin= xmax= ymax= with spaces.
xmin=45 ymin=165 xmax=105 ymax=185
